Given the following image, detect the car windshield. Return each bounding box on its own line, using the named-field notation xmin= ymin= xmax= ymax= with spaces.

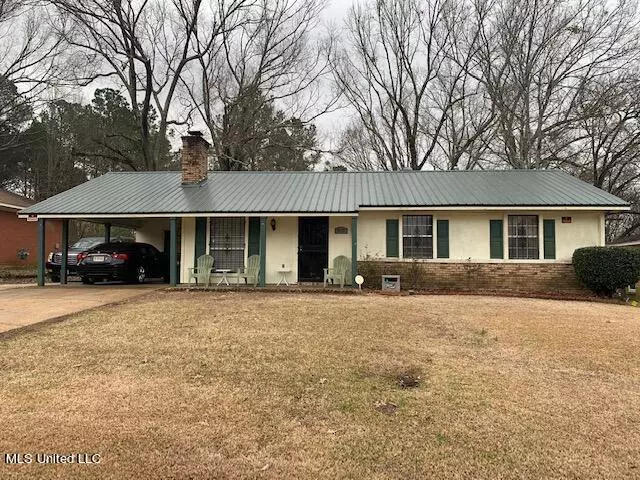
xmin=71 ymin=238 xmax=103 ymax=250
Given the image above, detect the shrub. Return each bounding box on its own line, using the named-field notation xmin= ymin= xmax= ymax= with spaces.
xmin=572 ymin=247 xmax=640 ymax=296
xmin=357 ymin=252 xmax=384 ymax=289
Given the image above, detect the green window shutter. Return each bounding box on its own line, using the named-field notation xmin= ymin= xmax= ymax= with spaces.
xmin=386 ymin=219 xmax=399 ymax=257
xmin=248 ymin=217 xmax=260 ymax=257
xmin=543 ymin=219 xmax=556 ymax=259
xmin=194 ymin=218 xmax=207 ymax=264
xmin=489 ymin=219 xmax=503 ymax=259
xmin=436 ymin=219 xmax=449 ymax=258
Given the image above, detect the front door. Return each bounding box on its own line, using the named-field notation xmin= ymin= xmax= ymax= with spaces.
xmin=298 ymin=217 xmax=329 ymax=282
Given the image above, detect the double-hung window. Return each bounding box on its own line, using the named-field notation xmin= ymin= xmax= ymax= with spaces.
xmin=210 ymin=217 xmax=245 ymax=270
xmin=402 ymin=215 xmax=433 ymax=259
xmin=508 ymin=215 xmax=539 ymax=259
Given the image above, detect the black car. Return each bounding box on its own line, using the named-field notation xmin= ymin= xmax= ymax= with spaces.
xmin=77 ymin=242 xmax=168 ymax=284
xmin=46 ymin=237 xmax=105 ymax=282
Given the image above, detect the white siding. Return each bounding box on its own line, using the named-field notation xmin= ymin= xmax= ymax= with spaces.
xmin=357 ymin=210 xmax=604 ymax=263
xmin=180 ymin=217 xmax=196 ymax=281
xmin=176 ymin=209 xmax=605 ymax=284
xmin=265 ymin=216 xmax=298 ymax=284
xmin=134 ymin=218 xmax=168 ymax=250
xmin=328 ymin=216 xmax=352 ymax=262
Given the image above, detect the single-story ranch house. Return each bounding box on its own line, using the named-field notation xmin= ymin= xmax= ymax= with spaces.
xmin=19 ymin=132 xmax=629 ymax=292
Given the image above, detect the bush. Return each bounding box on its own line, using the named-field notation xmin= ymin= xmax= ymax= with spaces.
xmin=572 ymin=247 xmax=640 ymax=296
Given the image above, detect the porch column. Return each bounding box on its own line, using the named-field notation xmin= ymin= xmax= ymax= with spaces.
xmin=169 ymin=217 xmax=178 ymax=286
xmin=60 ymin=219 xmax=69 ymax=285
xmin=351 ymin=216 xmax=358 ymax=287
xmin=104 ymin=222 xmax=111 ymax=243
xmin=37 ymin=218 xmax=46 ymax=286
xmin=259 ymin=217 xmax=267 ymax=287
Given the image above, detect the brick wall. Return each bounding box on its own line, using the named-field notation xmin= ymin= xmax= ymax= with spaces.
xmin=0 ymin=211 xmax=62 ymax=265
xmin=358 ymin=260 xmax=588 ymax=294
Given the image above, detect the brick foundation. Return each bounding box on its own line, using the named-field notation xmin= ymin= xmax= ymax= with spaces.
xmin=358 ymin=260 xmax=588 ymax=294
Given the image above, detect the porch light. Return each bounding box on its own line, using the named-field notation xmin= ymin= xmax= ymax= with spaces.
xmin=270 ymin=218 xmax=277 ymax=231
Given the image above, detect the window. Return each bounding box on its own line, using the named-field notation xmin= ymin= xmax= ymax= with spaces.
xmin=210 ymin=217 xmax=245 ymax=270
xmin=508 ymin=215 xmax=539 ymax=259
xmin=402 ymin=215 xmax=433 ymax=259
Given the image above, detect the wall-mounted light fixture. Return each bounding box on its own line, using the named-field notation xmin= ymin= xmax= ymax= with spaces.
xmin=270 ymin=218 xmax=277 ymax=231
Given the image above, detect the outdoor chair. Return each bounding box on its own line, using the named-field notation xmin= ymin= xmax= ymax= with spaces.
xmin=188 ymin=254 xmax=214 ymax=287
xmin=237 ymin=255 xmax=260 ymax=287
xmin=323 ymin=255 xmax=351 ymax=288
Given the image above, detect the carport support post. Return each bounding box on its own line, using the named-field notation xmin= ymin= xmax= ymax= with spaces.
xmin=169 ymin=217 xmax=178 ymax=286
xmin=60 ymin=219 xmax=69 ymax=284
xmin=104 ymin=222 xmax=111 ymax=243
xmin=259 ymin=217 xmax=267 ymax=287
xmin=37 ymin=218 xmax=45 ymax=286
xmin=351 ymin=216 xmax=358 ymax=287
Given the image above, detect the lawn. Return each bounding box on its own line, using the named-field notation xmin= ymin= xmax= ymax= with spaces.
xmin=1 ymin=292 xmax=639 ymax=479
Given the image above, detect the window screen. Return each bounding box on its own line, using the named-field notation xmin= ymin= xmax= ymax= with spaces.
xmin=508 ymin=215 xmax=539 ymax=259
xmin=210 ymin=217 xmax=245 ymax=270
xmin=402 ymin=215 xmax=433 ymax=259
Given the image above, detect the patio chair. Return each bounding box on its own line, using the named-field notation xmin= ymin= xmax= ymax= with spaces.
xmin=237 ymin=255 xmax=260 ymax=287
xmin=188 ymin=254 xmax=214 ymax=287
xmin=323 ymin=255 xmax=351 ymax=288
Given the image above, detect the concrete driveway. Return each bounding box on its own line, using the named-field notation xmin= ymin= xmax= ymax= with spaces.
xmin=0 ymin=284 xmax=161 ymax=334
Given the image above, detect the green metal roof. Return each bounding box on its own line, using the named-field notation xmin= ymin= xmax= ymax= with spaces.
xmin=20 ymin=170 xmax=629 ymax=216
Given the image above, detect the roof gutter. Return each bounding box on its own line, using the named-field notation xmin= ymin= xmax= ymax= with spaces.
xmin=2 ymin=202 xmax=30 ymax=211
xmin=607 ymin=241 xmax=640 ymax=247
xmin=18 ymin=204 xmax=630 ymax=219
xmin=357 ymin=205 xmax=630 ymax=211
xmin=17 ymin=212 xmax=358 ymax=219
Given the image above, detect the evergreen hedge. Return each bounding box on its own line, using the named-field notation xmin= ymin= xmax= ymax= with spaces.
xmin=572 ymin=247 xmax=640 ymax=296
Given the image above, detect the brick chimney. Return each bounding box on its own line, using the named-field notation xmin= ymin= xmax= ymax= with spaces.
xmin=181 ymin=130 xmax=210 ymax=184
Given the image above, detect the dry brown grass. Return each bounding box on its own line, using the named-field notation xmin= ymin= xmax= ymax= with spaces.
xmin=1 ymin=292 xmax=639 ymax=479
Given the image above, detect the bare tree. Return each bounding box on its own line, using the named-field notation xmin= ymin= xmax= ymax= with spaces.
xmin=334 ymin=121 xmax=380 ymax=170
xmin=568 ymin=74 xmax=640 ymax=240
xmin=0 ymin=0 xmax=61 ymax=150
xmin=431 ymin=0 xmax=495 ymax=170
xmin=182 ymin=0 xmax=337 ymax=170
xmin=476 ymin=0 xmax=640 ymax=169
xmin=50 ymin=0 xmax=250 ymax=170
xmin=332 ymin=0 xmax=488 ymax=171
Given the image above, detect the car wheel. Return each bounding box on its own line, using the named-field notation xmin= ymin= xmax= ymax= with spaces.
xmin=81 ymin=277 xmax=94 ymax=285
xmin=135 ymin=266 xmax=146 ymax=284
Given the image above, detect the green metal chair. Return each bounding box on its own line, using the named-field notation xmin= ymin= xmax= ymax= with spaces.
xmin=188 ymin=254 xmax=214 ymax=287
xmin=237 ymin=255 xmax=260 ymax=287
xmin=323 ymin=255 xmax=351 ymax=288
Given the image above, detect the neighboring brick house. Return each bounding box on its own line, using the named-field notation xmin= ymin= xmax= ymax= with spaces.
xmin=609 ymin=233 xmax=640 ymax=249
xmin=0 ymin=189 xmax=61 ymax=266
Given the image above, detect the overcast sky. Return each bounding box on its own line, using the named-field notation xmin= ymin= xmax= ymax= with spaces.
xmin=315 ymin=0 xmax=356 ymax=146
xmin=67 ymin=0 xmax=358 ymax=151
xmin=325 ymin=0 xmax=353 ymax=23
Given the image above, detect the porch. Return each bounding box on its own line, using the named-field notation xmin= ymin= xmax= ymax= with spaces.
xmin=32 ymin=214 xmax=358 ymax=288
xmin=178 ymin=215 xmax=358 ymax=287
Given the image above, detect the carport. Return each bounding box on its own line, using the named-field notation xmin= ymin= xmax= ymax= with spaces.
xmin=18 ymin=132 xmax=209 ymax=288
xmin=27 ymin=215 xmax=179 ymax=287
